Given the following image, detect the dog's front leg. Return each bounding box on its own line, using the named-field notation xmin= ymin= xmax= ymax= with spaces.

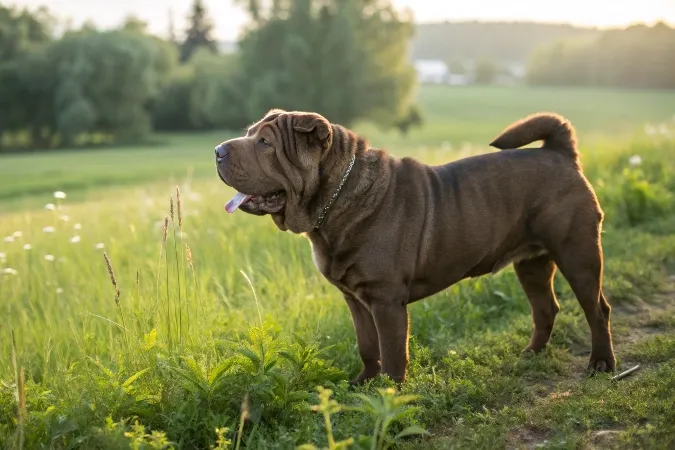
xmin=345 ymin=295 xmax=381 ymax=384
xmin=370 ymin=300 xmax=410 ymax=383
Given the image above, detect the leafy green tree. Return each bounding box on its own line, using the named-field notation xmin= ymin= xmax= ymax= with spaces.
xmin=527 ymin=23 xmax=675 ymax=89
xmin=236 ymin=0 xmax=418 ymax=128
xmin=0 ymin=5 xmax=56 ymax=149
xmin=473 ymin=59 xmax=500 ymax=84
xmin=47 ymin=27 xmax=176 ymax=144
xmin=153 ymin=50 xmax=248 ymax=131
xmin=180 ymin=0 xmax=218 ymax=63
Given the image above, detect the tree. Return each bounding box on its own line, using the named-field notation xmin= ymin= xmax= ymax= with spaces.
xmin=473 ymin=59 xmax=499 ymax=84
xmin=0 ymin=5 xmax=56 ymax=149
xmin=180 ymin=0 xmax=218 ymax=63
xmin=526 ymin=23 xmax=675 ymax=89
xmin=235 ymin=0 xmax=418 ymax=129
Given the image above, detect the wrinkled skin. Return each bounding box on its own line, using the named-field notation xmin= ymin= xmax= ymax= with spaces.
xmin=215 ymin=109 xmax=616 ymax=385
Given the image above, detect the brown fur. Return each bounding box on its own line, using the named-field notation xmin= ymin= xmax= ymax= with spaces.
xmin=215 ymin=110 xmax=615 ymax=384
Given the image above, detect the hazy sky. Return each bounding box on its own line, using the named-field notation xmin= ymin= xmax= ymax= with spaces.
xmin=8 ymin=0 xmax=675 ymax=41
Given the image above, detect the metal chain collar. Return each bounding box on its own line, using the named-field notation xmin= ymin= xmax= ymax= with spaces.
xmin=313 ymin=153 xmax=356 ymax=230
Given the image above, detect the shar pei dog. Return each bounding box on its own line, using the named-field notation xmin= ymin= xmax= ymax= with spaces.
xmin=215 ymin=109 xmax=615 ymax=384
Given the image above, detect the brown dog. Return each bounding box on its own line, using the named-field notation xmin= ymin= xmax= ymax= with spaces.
xmin=215 ymin=109 xmax=615 ymax=384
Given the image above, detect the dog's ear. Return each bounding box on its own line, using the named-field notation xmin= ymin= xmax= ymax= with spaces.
xmin=292 ymin=113 xmax=332 ymax=148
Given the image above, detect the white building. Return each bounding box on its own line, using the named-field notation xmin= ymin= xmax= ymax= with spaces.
xmin=414 ymin=59 xmax=449 ymax=84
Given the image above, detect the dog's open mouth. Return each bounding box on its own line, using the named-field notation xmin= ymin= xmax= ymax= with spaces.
xmin=225 ymin=191 xmax=286 ymax=215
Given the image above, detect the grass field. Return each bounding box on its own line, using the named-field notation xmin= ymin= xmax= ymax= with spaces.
xmin=1 ymin=85 xmax=675 ymax=449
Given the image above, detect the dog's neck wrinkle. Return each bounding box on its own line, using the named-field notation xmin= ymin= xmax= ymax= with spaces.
xmin=309 ymin=144 xmax=391 ymax=246
xmin=308 ymin=126 xmax=360 ymax=222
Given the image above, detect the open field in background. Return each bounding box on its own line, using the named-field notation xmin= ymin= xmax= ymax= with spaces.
xmin=2 ymin=85 xmax=675 ymax=212
xmin=1 ymin=85 xmax=675 ymax=449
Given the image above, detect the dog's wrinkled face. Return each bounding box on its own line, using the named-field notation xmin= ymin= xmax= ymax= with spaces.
xmin=215 ymin=109 xmax=333 ymax=233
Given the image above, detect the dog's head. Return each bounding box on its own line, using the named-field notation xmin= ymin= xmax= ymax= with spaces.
xmin=215 ymin=109 xmax=336 ymax=233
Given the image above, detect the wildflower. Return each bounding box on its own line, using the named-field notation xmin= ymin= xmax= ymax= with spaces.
xmin=2 ymin=268 xmax=18 ymax=275
xmin=629 ymin=155 xmax=642 ymax=167
xmin=13 ymin=231 xmax=22 ymax=238
xmin=45 ymin=203 xmax=56 ymax=211
xmin=95 ymin=243 xmax=105 ymax=249
xmin=70 ymin=236 xmax=81 ymax=243
xmin=74 ymin=223 xmax=82 ymax=230
xmin=56 ymin=287 xmax=64 ymax=294
xmin=23 ymin=244 xmax=31 ymax=250
xmin=60 ymin=215 xmax=70 ymax=222
xmin=53 ymin=191 xmax=66 ymax=199
xmin=3 ymin=236 xmax=14 ymax=242
xmin=43 ymin=226 xmax=55 ymax=233
xmin=44 ymin=254 xmax=55 ymax=262
xmin=0 ymin=251 xmax=5 ymax=262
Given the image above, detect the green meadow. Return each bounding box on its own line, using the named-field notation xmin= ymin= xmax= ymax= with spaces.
xmin=1 ymin=86 xmax=675 ymax=449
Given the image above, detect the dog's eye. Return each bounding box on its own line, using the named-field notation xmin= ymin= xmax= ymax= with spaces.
xmin=258 ymin=138 xmax=271 ymax=147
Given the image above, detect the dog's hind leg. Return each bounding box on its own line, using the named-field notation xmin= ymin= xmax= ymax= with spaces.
xmin=548 ymin=228 xmax=615 ymax=373
xmin=514 ymin=254 xmax=560 ymax=352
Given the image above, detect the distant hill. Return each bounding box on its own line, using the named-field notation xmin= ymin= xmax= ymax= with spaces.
xmin=410 ymin=21 xmax=601 ymax=64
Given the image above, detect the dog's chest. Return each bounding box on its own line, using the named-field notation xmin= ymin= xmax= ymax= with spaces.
xmin=308 ymin=236 xmax=353 ymax=291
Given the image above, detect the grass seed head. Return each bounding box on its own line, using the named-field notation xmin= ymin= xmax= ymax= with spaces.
xmin=170 ymin=195 xmax=174 ymax=222
xmin=186 ymin=245 xmax=194 ymax=270
xmin=176 ymin=186 xmax=182 ymax=228
xmin=103 ymin=252 xmax=120 ymax=305
xmin=162 ymin=215 xmax=169 ymax=243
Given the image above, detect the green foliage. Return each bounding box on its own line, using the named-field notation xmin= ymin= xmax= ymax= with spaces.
xmin=236 ymin=0 xmax=418 ymax=128
xmin=473 ymin=60 xmax=500 ymax=85
xmin=152 ymin=50 xmax=248 ymax=132
xmin=411 ymin=21 xmax=599 ymax=64
xmin=527 ymin=22 xmax=675 ymax=88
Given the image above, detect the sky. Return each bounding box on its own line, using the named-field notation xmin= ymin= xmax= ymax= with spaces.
xmin=7 ymin=0 xmax=675 ymax=41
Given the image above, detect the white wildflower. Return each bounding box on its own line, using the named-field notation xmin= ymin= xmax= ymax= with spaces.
xmin=56 ymin=287 xmax=64 ymax=294
xmin=44 ymin=254 xmax=55 ymax=261
xmin=3 ymin=236 xmax=14 ymax=242
xmin=43 ymin=226 xmax=55 ymax=233
xmin=13 ymin=231 xmax=22 ymax=238
xmin=60 ymin=215 xmax=70 ymax=222
xmin=0 ymin=251 xmax=5 ymax=260
xmin=2 ymin=268 xmax=18 ymax=275
xmin=74 ymin=223 xmax=82 ymax=230
xmin=54 ymin=191 xmax=66 ymax=199
xmin=70 ymin=236 xmax=81 ymax=243
xmin=95 ymin=243 xmax=105 ymax=249
xmin=45 ymin=203 xmax=56 ymax=211
xmin=23 ymin=244 xmax=31 ymax=250
xmin=629 ymin=155 xmax=642 ymax=167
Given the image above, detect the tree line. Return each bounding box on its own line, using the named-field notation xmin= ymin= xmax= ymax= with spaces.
xmin=0 ymin=0 xmax=421 ymax=151
xmin=527 ymin=22 xmax=675 ymax=89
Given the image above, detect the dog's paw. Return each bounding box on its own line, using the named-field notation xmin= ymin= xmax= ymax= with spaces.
xmin=586 ymin=356 xmax=616 ymax=375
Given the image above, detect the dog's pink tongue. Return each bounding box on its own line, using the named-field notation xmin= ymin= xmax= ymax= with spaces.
xmin=225 ymin=192 xmax=252 ymax=213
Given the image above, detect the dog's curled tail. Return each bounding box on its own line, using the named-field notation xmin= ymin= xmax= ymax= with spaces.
xmin=488 ymin=112 xmax=578 ymax=162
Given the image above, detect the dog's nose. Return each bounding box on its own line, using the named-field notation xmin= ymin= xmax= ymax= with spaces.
xmin=215 ymin=143 xmax=229 ymax=161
